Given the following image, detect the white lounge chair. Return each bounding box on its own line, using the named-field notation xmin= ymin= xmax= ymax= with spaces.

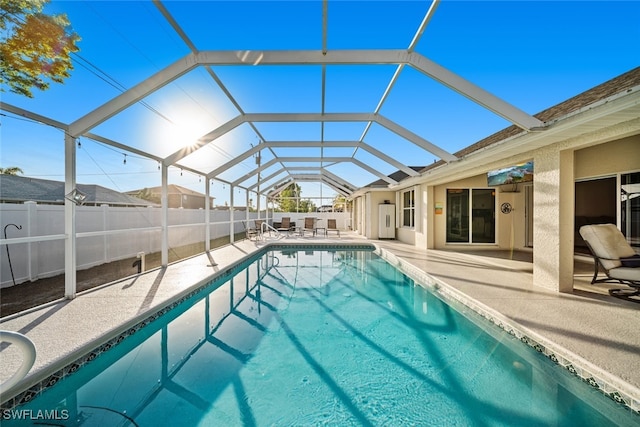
xmin=579 ymin=224 xmax=640 ymax=298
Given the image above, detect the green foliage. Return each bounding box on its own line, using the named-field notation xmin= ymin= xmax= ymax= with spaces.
xmin=332 ymin=194 xmax=351 ymax=212
xmin=273 ymin=183 xmax=316 ymax=213
xmin=274 ymin=183 xmax=300 ymax=212
xmin=0 ymin=166 xmax=24 ymax=175
xmin=0 ymin=0 xmax=80 ymax=97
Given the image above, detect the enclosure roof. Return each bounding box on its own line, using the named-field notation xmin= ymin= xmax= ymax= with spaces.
xmin=1 ymin=1 xmax=639 ymax=203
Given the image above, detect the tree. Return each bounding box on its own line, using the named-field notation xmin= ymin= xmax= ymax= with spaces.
xmin=298 ymin=198 xmax=316 ymax=213
xmin=275 ymin=183 xmax=301 ymax=212
xmin=332 ymin=194 xmax=351 ymax=212
xmin=1 ymin=0 xmax=80 ymax=97
xmin=0 ymin=166 xmax=24 ymax=175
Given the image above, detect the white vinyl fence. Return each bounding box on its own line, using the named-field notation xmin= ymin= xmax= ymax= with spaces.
xmin=0 ymin=202 xmax=257 ymax=288
xmin=0 ymin=203 xmax=351 ymax=288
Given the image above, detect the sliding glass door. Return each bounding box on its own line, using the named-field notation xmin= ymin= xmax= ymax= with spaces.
xmin=446 ymin=189 xmax=495 ymax=243
xmin=622 ymin=172 xmax=640 ymax=250
xmin=446 ymin=189 xmax=469 ymax=242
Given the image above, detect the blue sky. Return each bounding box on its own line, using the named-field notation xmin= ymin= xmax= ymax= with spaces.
xmin=1 ymin=0 xmax=639 ymax=207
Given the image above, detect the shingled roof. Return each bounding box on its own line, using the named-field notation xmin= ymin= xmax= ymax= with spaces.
xmin=126 ymin=184 xmax=206 ymax=197
xmin=0 ymin=175 xmax=155 ymax=207
xmin=365 ymin=166 xmax=426 ymax=188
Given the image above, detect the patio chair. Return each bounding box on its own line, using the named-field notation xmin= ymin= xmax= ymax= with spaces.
xmin=327 ymin=219 xmax=340 ymax=237
xmin=302 ymin=217 xmax=316 ymax=236
xmin=243 ymin=221 xmax=260 ymax=241
xmin=277 ymin=217 xmax=294 ymax=236
xmin=579 ymin=224 xmax=640 ymax=297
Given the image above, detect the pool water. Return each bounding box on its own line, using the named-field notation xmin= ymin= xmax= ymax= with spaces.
xmin=7 ymin=249 xmax=637 ymax=426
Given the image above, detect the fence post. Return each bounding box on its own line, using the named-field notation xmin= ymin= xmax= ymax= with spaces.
xmin=25 ymin=201 xmax=38 ymax=282
xmin=101 ymin=204 xmax=109 ymax=264
xmin=205 ymin=179 xmax=211 ymax=251
xmin=229 ymin=185 xmax=235 ymax=243
xmin=148 ymin=206 xmax=155 ymax=255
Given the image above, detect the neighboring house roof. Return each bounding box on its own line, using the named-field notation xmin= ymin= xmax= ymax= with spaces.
xmin=127 ymin=184 xmax=206 ymax=197
xmin=0 ymin=175 xmax=156 ymax=206
xmin=365 ymin=166 xmax=426 ymax=188
xmin=420 ymin=66 xmax=640 ymax=174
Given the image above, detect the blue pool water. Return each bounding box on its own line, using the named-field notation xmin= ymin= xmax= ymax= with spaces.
xmin=6 ymin=249 xmax=637 ymax=426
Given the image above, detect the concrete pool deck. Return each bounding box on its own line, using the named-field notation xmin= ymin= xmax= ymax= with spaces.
xmin=1 ymin=233 xmax=639 ymax=413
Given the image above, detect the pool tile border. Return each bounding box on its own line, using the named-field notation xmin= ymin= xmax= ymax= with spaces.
xmin=374 ymin=246 xmax=640 ymax=416
xmin=1 ymin=243 xmax=376 ymax=410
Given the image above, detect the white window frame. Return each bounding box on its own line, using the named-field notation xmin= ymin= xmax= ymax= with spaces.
xmin=402 ymin=188 xmax=415 ymax=229
xmin=446 ymin=187 xmax=496 ymax=244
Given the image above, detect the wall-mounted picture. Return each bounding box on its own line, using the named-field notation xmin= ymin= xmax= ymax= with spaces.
xmin=487 ymin=161 xmax=534 ymax=186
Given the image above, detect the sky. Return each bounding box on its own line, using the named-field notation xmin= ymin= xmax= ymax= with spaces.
xmin=1 ymin=0 xmax=639 ymax=207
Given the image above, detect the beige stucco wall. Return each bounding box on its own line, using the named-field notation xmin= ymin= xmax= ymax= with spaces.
xmin=396 ymin=225 xmax=415 ymax=245
xmin=352 ymin=196 xmax=362 ymax=235
xmin=391 ymin=135 xmax=638 ymax=252
xmin=357 ymin=132 xmax=637 ymax=290
xmin=531 ymin=146 xmax=575 ymax=291
xmin=427 ymin=175 xmax=528 ymax=250
xmin=575 ymin=135 xmax=640 ymax=179
xmin=363 ymin=191 xmax=395 ymax=239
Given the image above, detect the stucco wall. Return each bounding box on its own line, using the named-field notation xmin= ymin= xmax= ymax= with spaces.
xmin=370 ymin=133 xmax=638 ymax=256
xmin=364 ymin=191 xmax=395 ymax=239
xmin=429 ymin=175 xmax=528 ymax=250
xmin=575 ymin=135 xmax=640 ymax=179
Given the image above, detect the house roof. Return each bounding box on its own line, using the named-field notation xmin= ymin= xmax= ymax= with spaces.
xmin=365 ymin=166 xmax=426 ymax=188
xmin=0 ymin=175 xmax=155 ymax=207
xmin=420 ymin=66 xmax=640 ymax=174
xmin=127 ymin=184 xmax=206 ymax=197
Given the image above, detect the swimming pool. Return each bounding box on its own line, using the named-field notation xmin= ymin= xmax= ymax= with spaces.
xmin=3 ymin=248 xmax=637 ymax=426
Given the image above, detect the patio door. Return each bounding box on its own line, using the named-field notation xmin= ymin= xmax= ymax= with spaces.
xmin=622 ymin=172 xmax=640 ymax=250
xmin=574 ymin=176 xmax=616 ymax=254
xmin=446 ymin=188 xmax=495 ymax=243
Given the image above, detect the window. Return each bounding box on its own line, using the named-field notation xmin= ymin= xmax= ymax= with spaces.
xmin=446 ymin=188 xmax=495 ymax=243
xmin=402 ymin=189 xmax=415 ymax=228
